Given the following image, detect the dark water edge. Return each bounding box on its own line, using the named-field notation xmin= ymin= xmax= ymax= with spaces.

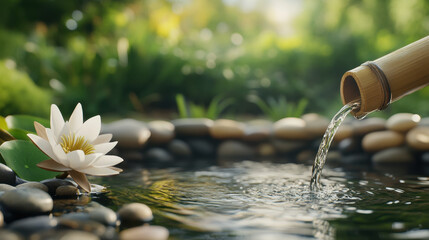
xmin=90 ymin=158 xmax=429 ymax=240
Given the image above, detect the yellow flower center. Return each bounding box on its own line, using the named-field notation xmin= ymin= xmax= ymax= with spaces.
xmin=60 ymin=133 xmax=95 ymax=155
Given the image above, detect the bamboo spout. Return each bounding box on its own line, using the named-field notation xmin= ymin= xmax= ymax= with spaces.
xmin=340 ymin=36 xmax=429 ymax=118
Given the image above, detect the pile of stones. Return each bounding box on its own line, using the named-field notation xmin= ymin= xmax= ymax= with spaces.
xmin=0 ymin=163 xmax=168 ymax=240
xmin=102 ymin=113 xmax=429 ymax=166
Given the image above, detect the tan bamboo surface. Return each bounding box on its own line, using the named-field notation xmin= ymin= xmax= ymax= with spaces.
xmin=340 ymin=35 xmax=429 ymax=118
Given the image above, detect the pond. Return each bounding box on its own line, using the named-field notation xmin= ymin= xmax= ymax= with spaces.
xmin=92 ymin=158 xmax=429 ymax=240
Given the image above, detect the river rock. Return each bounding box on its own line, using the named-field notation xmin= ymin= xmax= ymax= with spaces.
xmin=217 ymin=140 xmax=255 ymax=158
xmin=148 ymin=120 xmax=175 ymax=144
xmin=272 ymin=139 xmax=307 ymax=154
xmin=406 ymin=127 xmax=429 ymax=151
xmin=362 ymin=131 xmax=405 ymax=152
xmin=8 ymin=215 xmax=57 ymax=236
xmin=145 ymin=148 xmax=173 ymax=162
xmin=41 ymin=179 xmax=77 ymax=195
xmin=353 ymin=117 xmax=386 ymax=136
xmin=0 ymin=183 xmax=16 ymax=192
xmin=168 ymin=139 xmax=192 ymax=158
xmin=172 ymin=118 xmax=213 ymax=137
xmin=56 ymin=185 xmax=79 ymax=197
xmin=102 ymin=119 xmax=151 ymax=149
xmin=186 ymin=139 xmax=215 ymax=156
xmin=302 ymin=113 xmax=330 ymax=138
xmin=333 ymin=124 xmax=354 ymax=141
xmin=16 ymin=182 xmax=49 ymax=193
xmin=257 ymin=143 xmax=276 ymax=156
xmin=274 ymin=117 xmax=311 ymax=140
xmin=117 ymin=203 xmax=153 ymax=227
xmin=119 ymin=225 xmax=169 ymax=240
xmin=29 ymin=230 xmax=100 ymax=240
xmin=419 ymin=117 xmax=429 ymax=127
xmin=0 ymin=210 xmax=3 ymax=227
xmin=0 ymin=163 xmax=16 ymax=185
xmin=243 ymin=124 xmax=272 ymax=142
xmin=58 ymin=217 xmax=106 ymax=237
xmin=0 ymin=230 xmax=23 ymax=240
xmin=209 ymin=119 xmax=245 ymax=139
xmin=86 ymin=206 xmax=118 ymax=226
xmin=338 ymin=138 xmax=362 ymax=154
xmin=372 ymin=147 xmax=414 ymax=163
xmin=386 ymin=113 xmax=421 ymax=132
xmin=0 ymin=188 xmax=53 ymax=215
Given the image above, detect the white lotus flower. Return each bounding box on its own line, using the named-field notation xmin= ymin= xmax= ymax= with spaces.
xmin=27 ymin=103 xmax=123 ymax=192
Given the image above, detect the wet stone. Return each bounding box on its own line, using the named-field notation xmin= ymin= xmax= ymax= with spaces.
xmin=117 ymin=203 xmax=153 ymax=228
xmin=406 ymin=127 xmax=429 ymax=151
xmin=148 ymin=120 xmax=175 ymax=144
xmin=0 ymin=209 xmax=3 ymax=227
xmin=186 ymin=139 xmax=215 ymax=157
xmin=172 ymin=118 xmax=214 ymax=137
xmin=15 ymin=177 xmax=28 ymax=185
xmin=372 ymin=147 xmax=415 ymax=164
xmin=16 ymin=182 xmax=49 ymax=193
xmin=386 ymin=113 xmax=421 ymax=133
xmin=41 ymin=179 xmax=77 ymax=196
xmin=353 ymin=117 xmax=386 ymax=136
xmin=341 ymin=153 xmax=370 ymax=165
xmin=29 ymin=230 xmax=100 ymax=240
xmin=421 ymin=152 xmax=429 ymax=164
xmin=419 ymin=117 xmax=429 ymax=127
xmin=0 ymin=183 xmax=16 ymax=192
xmin=145 ymin=148 xmax=173 ymax=162
xmin=243 ymin=124 xmax=272 ymax=142
xmin=0 ymin=163 xmax=16 ymax=186
xmin=272 ymin=139 xmax=307 ymax=154
xmin=302 ymin=113 xmax=330 ymax=139
xmin=102 ymin=119 xmax=151 ymax=149
xmin=168 ymin=139 xmax=192 ymax=158
xmin=217 ymin=140 xmax=255 ymax=158
xmin=362 ymin=130 xmax=405 ymax=152
xmin=58 ymin=216 xmax=106 ymax=237
xmin=119 ymin=225 xmax=169 ymax=240
xmin=0 ymin=188 xmax=53 ymax=215
xmin=55 ymin=185 xmax=79 ymax=197
xmin=0 ymin=230 xmax=24 ymax=240
xmin=338 ymin=138 xmax=362 ymax=154
xmin=209 ymin=119 xmax=246 ymax=139
xmin=8 ymin=215 xmax=57 ymax=236
xmin=274 ymin=117 xmax=311 ymax=140
xmin=87 ymin=207 xmax=118 ymax=227
xmin=257 ymin=143 xmax=276 ymax=156
xmin=333 ymin=124 xmax=354 ymax=142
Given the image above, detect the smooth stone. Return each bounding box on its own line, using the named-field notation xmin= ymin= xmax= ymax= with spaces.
xmin=86 ymin=206 xmax=118 ymax=226
xmin=217 ymin=140 xmax=255 ymax=158
xmin=117 ymin=203 xmax=153 ymax=227
xmin=172 ymin=118 xmax=214 ymax=136
xmin=148 ymin=120 xmax=175 ymax=144
xmin=386 ymin=113 xmax=421 ymax=132
xmin=16 ymin=182 xmax=49 ymax=193
xmin=338 ymin=138 xmax=362 ymax=154
xmin=362 ymin=130 xmax=405 ymax=152
xmin=41 ymin=179 xmax=77 ymax=195
xmin=0 ymin=163 xmax=16 ymax=185
xmin=0 ymin=230 xmax=23 ymax=240
xmin=58 ymin=217 xmax=106 ymax=237
xmin=243 ymin=125 xmax=272 ymax=142
xmin=119 ymin=225 xmax=169 ymax=240
xmin=406 ymin=127 xmax=429 ymax=151
xmin=353 ymin=118 xmax=386 ymax=136
xmin=15 ymin=177 xmax=28 ymax=185
xmin=333 ymin=124 xmax=354 ymax=141
xmin=8 ymin=215 xmax=57 ymax=236
xmin=29 ymin=230 xmax=99 ymax=240
xmin=55 ymin=185 xmax=79 ymax=197
xmin=0 ymin=183 xmax=16 ymax=192
xmin=257 ymin=143 xmax=276 ymax=156
xmin=271 ymin=139 xmax=307 ymax=154
xmin=302 ymin=113 xmax=330 ymax=138
xmin=421 ymin=152 xmax=429 ymax=164
xmin=0 ymin=209 xmax=3 ymax=227
xmin=0 ymin=188 xmax=53 ymax=215
xmin=186 ymin=139 xmax=215 ymax=156
xmin=145 ymin=148 xmax=173 ymax=162
xmin=419 ymin=117 xmax=429 ymax=127
xmin=209 ymin=119 xmax=245 ymax=139
xmin=168 ymin=139 xmax=192 ymax=157
xmin=102 ymin=119 xmax=151 ymax=149
xmin=273 ymin=117 xmax=311 ymax=140
xmin=372 ymin=147 xmax=414 ymax=164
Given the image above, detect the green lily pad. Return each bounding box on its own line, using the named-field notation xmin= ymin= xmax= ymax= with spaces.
xmin=0 ymin=116 xmax=8 ymax=130
xmin=7 ymin=128 xmax=31 ymax=141
xmin=5 ymin=115 xmax=49 ymax=132
xmin=0 ymin=140 xmax=59 ymax=181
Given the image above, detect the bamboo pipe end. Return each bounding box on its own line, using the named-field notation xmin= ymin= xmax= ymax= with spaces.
xmin=340 ymin=65 xmax=385 ymax=118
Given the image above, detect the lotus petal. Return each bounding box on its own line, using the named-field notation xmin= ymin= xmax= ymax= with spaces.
xmin=50 ymin=104 xmax=65 ymax=137
xmin=77 ymin=115 xmax=101 ymax=142
xmin=78 ymin=166 xmax=120 ymax=176
xmin=92 ymin=134 xmax=112 ymax=145
xmin=37 ymin=159 xmax=71 ymax=172
xmin=92 ymin=155 xmax=123 ymax=167
xmin=93 ymin=142 xmax=117 ymax=155
xmin=69 ymin=170 xmax=91 ymax=192
xmin=69 ymin=103 xmax=83 ymax=133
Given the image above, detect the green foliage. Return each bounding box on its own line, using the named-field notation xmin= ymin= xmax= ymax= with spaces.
xmin=249 ymin=96 xmax=308 ymax=121
xmin=176 ymin=94 xmax=232 ymax=119
xmin=0 ymin=140 xmax=59 ymax=181
xmin=0 ymin=61 xmax=51 ymax=117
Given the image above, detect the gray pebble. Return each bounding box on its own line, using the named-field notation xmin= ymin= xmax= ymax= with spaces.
xmin=0 ymin=209 xmax=3 ymax=227
xmin=117 ymin=203 xmax=153 ymax=227
xmin=87 ymin=206 xmax=118 ymax=226
xmin=172 ymin=118 xmax=213 ymax=137
xmin=119 ymin=225 xmax=169 ymax=240
xmin=187 ymin=139 xmax=215 ymax=156
xmin=217 ymin=140 xmax=255 ymax=158
xmin=0 ymin=188 xmax=53 ymax=215
xmin=29 ymin=230 xmax=100 ymax=240
xmin=0 ymin=230 xmax=23 ymax=240
xmin=8 ymin=215 xmax=57 ymax=236
xmin=55 ymin=185 xmax=79 ymax=197
xmin=145 ymin=148 xmax=173 ymax=162
xmin=168 ymin=139 xmax=192 ymax=158
xmin=0 ymin=183 xmax=16 ymax=192
xmin=58 ymin=217 xmax=106 ymax=237
xmin=372 ymin=147 xmax=415 ymax=164
xmin=0 ymin=163 xmax=16 ymax=185
xmin=16 ymin=182 xmax=49 ymax=193
xmin=41 ymin=179 xmax=77 ymax=195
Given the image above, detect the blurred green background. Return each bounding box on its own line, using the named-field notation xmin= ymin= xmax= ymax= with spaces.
xmin=0 ymin=0 xmax=428 ymax=119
